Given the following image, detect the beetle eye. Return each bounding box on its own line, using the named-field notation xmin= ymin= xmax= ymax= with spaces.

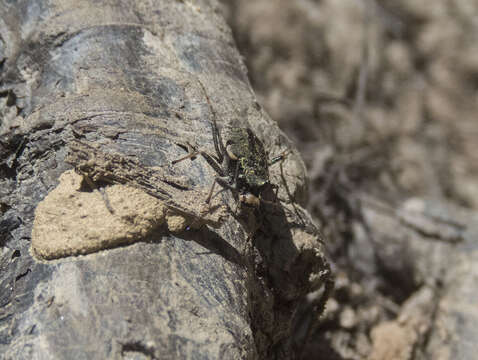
xmin=226 ymin=144 xmax=239 ymax=160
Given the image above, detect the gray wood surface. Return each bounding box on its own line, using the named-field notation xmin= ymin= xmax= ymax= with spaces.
xmin=0 ymin=1 xmax=331 ymax=358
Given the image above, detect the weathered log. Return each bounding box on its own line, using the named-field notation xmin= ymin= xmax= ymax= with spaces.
xmin=0 ymin=1 xmax=331 ymax=358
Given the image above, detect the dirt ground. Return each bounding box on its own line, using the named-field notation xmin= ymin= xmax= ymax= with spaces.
xmin=221 ymin=1 xmax=478 ymax=359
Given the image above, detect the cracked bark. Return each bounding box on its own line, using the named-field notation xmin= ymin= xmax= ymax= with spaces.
xmin=0 ymin=1 xmax=331 ymax=359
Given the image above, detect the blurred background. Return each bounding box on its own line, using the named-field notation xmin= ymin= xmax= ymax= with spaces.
xmin=220 ymin=1 xmax=478 ymax=359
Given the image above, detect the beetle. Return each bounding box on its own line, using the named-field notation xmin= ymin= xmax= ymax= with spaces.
xmin=172 ymin=81 xmax=286 ymax=208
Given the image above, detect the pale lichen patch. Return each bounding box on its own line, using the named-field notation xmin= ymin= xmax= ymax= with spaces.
xmin=31 ymin=170 xmax=187 ymax=260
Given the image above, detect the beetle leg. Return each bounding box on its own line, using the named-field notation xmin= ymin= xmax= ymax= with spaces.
xmin=171 ymin=142 xmax=199 ymax=164
xmin=211 ymin=120 xmax=225 ymax=164
xmin=270 ymin=183 xmax=280 ymax=201
xmin=206 ymin=176 xmax=237 ymax=204
xmin=206 ymin=179 xmax=216 ymax=204
xmin=232 ymin=160 xmax=240 ymax=186
xmin=199 ymin=151 xmax=226 ymax=177
xmin=171 ymin=142 xmax=225 ymax=177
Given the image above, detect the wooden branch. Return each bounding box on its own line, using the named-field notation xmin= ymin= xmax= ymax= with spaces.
xmin=0 ymin=1 xmax=331 ymax=358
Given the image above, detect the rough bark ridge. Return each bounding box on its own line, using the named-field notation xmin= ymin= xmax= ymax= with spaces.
xmin=0 ymin=0 xmax=330 ymax=359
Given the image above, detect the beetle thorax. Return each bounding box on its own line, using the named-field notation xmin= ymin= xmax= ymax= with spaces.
xmin=225 ymin=127 xmax=269 ymax=188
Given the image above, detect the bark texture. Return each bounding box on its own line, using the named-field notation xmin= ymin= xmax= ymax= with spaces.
xmin=0 ymin=0 xmax=330 ymax=359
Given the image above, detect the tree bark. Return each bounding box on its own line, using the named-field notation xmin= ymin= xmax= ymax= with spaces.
xmin=0 ymin=1 xmax=330 ymax=359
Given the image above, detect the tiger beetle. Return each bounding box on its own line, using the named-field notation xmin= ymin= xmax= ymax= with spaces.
xmin=172 ymin=81 xmax=287 ymax=208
